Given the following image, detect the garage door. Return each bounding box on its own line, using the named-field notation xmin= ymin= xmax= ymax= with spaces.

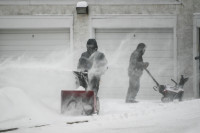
xmin=0 ymin=28 xmax=70 ymax=60
xmin=96 ymin=28 xmax=174 ymax=99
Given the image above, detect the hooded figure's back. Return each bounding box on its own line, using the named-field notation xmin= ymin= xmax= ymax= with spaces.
xmin=128 ymin=43 xmax=146 ymax=77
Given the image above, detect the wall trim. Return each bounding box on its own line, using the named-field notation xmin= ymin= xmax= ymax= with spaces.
xmin=90 ymin=14 xmax=178 ymax=80
xmin=193 ymin=14 xmax=200 ymax=98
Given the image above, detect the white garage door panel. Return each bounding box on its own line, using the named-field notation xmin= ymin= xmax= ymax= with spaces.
xmin=96 ymin=28 xmax=174 ymax=99
xmin=110 ymin=65 xmax=173 ymax=75
xmin=0 ymin=51 xmax=52 ymax=58
xmin=106 ymin=57 xmax=173 ymax=72
xmin=102 ymin=76 xmax=174 ymax=88
xmin=111 ymin=57 xmax=173 ymax=65
xmin=0 ymin=33 xmax=69 ymax=40
xmin=98 ymin=40 xmax=172 ymax=51
xmin=96 ymin=29 xmax=173 ymax=38
xmin=0 ymin=28 xmax=70 ymax=58
xmin=117 ymin=51 xmax=173 ymax=58
xmin=106 ymin=66 xmax=173 ymax=77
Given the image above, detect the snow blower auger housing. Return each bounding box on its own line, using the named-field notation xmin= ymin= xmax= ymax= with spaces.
xmin=61 ymin=90 xmax=99 ymax=115
xmin=61 ymin=71 xmax=100 ymax=115
xmin=145 ymin=68 xmax=188 ymax=103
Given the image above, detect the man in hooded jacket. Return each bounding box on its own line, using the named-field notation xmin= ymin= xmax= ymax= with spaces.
xmin=126 ymin=43 xmax=149 ymax=103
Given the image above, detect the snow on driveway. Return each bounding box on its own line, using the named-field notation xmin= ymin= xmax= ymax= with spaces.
xmin=1 ymin=98 xmax=200 ymax=133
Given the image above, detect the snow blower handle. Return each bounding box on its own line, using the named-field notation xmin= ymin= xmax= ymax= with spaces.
xmin=144 ymin=68 xmax=160 ymax=89
xmin=171 ymin=79 xmax=178 ymax=86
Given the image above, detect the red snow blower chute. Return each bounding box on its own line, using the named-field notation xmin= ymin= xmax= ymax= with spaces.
xmin=145 ymin=68 xmax=188 ymax=102
xmin=61 ymin=71 xmax=99 ymax=115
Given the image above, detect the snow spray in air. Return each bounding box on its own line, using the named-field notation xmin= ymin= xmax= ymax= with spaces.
xmin=0 ymin=50 xmax=80 ymax=122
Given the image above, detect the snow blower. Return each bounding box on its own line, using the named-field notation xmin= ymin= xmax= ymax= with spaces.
xmin=61 ymin=71 xmax=100 ymax=115
xmin=145 ymin=68 xmax=188 ymax=102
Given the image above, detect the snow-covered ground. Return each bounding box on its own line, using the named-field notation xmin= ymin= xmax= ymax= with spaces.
xmin=0 ymin=54 xmax=200 ymax=133
xmin=0 ymin=98 xmax=200 ymax=133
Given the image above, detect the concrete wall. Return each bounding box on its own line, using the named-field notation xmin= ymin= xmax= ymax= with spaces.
xmin=176 ymin=0 xmax=194 ymax=98
xmin=0 ymin=0 xmax=199 ymax=98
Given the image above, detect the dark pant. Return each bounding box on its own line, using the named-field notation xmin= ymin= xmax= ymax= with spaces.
xmin=126 ymin=76 xmax=140 ymax=103
xmin=89 ymin=75 xmax=100 ymax=95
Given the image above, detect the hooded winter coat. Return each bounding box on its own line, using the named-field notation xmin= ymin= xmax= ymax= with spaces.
xmin=126 ymin=43 xmax=148 ymax=103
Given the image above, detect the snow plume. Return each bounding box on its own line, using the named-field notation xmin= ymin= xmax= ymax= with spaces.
xmin=107 ymin=33 xmax=134 ymax=67
xmin=88 ymin=51 xmax=108 ymax=77
xmin=0 ymin=50 xmax=79 ymax=126
xmin=98 ymin=33 xmax=136 ymax=98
